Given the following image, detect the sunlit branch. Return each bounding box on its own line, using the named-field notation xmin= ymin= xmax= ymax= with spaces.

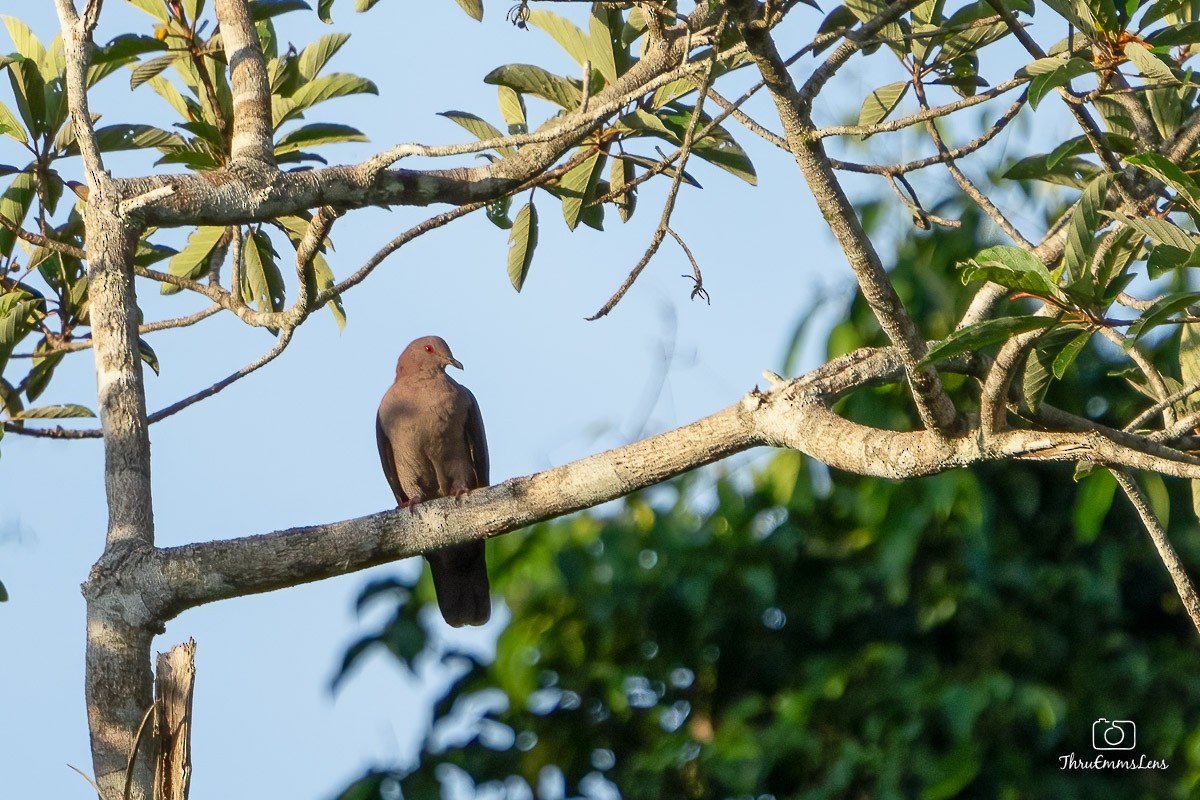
xmin=911 ymin=75 xmax=1031 ymax=248
xmin=814 ymin=77 xmax=1027 ymax=140
xmin=832 ymin=92 xmax=1026 ymax=177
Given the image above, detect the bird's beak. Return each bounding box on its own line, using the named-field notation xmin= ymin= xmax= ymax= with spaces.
xmin=447 ymin=357 xmax=464 ymax=370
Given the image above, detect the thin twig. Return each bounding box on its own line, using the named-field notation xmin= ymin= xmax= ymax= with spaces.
xmin=146 ymin=326 xmax=296 ymax=424
xmin=588 ymin=14 xmax=727 ymax=320
xmin=1098 ymin=326 xmax=1175 ymax=428
xmin=0 ymin=215 xmax=87 ymax=259
xmin=832 ymin=92 xmax=1027 ymax=177
xmin=1126 ymin=379 xmax=1200 ymax=432
xmin=11 ymin=305 xmax=223 ymax=356
xmin=911 ymin=74 xmax=1031 ymax=247
xmin=666 ymin=227 xmax=709 ymax=304
xmin=316 ymin=155 xmax=587 ymax=309
xmin=815 ymin=77 xmax=1027 ymax=140
xmin=1112 ymin=469 xmax=1200 ymax=638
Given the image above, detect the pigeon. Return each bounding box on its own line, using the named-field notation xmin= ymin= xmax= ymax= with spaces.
xmin=376 ymin=336 xmax=490 ymax=626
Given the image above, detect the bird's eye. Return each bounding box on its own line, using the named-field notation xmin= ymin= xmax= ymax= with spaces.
xmin=424 ymin=344 xmax=434 ymax=354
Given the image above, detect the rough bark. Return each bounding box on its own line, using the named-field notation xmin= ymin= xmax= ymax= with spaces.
xmin=154 ymin=640 xmax=196 ymax=800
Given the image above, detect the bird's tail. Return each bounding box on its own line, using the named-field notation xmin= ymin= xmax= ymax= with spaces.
xmin=427 ymin=541 xmax=491 ymax=627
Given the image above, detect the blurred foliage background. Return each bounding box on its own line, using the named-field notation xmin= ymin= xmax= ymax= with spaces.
xmin=336 ymin=203 xmax=1200 ymax=800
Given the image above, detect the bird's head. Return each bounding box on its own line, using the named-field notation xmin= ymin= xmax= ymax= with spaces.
xmin=396 ymin=335 xmax=463 ymax=376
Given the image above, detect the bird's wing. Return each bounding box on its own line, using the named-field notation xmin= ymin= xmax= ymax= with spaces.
xmin=463 ymin=387 xmax=489 ymax=488
xmin=376 ymin=411 xmax=409 ymax=504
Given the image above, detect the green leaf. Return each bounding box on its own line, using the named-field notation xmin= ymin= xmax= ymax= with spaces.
xmin=1126 ymin=152 xmax=1200 ymax=212
xmin=858 ymin=81 xmax=909 ymax=128
xmin=251 ymin=0 xmax=312 ymax=20
xmin=139 ymin=338 xmax=160 ymax=376
xmin=0 ymin=578 xmax=7 ymax=601
xmin=844 ymin=0 xmax=905 ymax=49
xmin=241 ymin=229 xmax=285 ymax=314
xmin=1180 ymin=323 xmax=1200 ymax=412
xmin=484 ymin=64 xmax=582 ymax=110
xmin=611 ymin=156 xmax=636 ymax=222
xmin=23 ymin=351 xmax=63 ymax=402
xmin=311 ymin=252 xmax=346 ymax=330
xmin=0 ymin=291 xmax=42 ymax=348
xmin=297 ymin=32 xmax=350 ymax=80
xmin=8 ymin=57 xmax=47 ymax=139
xmin=1040 ymin=0 xmax=1096 ymax=32
xmin=507 ymin=202 xmax=538 ymax=292
xmin=1051 ymin=329 xmax=1091 ymax=379
xmin=559 ymin=152 xmax=604 ymax=231
xmin=935 ymin=21 xmax=1010 ymax=64
xmin=920 ymin=316 xmax=1058 ymax=366
xmin=287 ymin=73 xmax=378 ymax=114
xmin=1061 ymin=173 xmax=1111 ymax=284
xmin=2 ymin=17 xmax=47 ymax=69
xmin=125 ymin=0 xmax=170 ymax=20
xmin=1147 ymin=22 xmax=1200 ymax=47
xmin=1124 ymin=41 xmax=1178 ymax=84
xmin=145 ymin=75 xmax=192 ymax=121
xmin=93 ymin=34 xmax=169 ymax=67
xmin=0 ymin=99 xmax=25 ymax=145
xmin=527 ymin=10 xmax=590 ymax=66
xmin=274 ymin=122 xmax=367 ymax=155
xmin=11 ymin=403 xmax=96 ymax=420
xmin=1073 ymin=470 xmax=1116 ymax=543
xmin=453 ymin=0 xmax=484 ymax=21
xmin=1022 ymin=56 xmax=1094 ymax=109
xmin=497 ymin=86 xmax=527 ymax=134
xmin=959 ymin=245 xmax=1058 ymax=297
xmin=318 ymin=0 xmax=334 ymax=23
xmin=1102 ymin=209 xmax=1196 ymax=250
xmin=438 ymin=111 xmax=513 ymax=156
xmin=1022 ymin=324 xmax=1089 ymax=411
xmin=1126 ymin=291 xmax=1200 ymax=341
xmin=64 ymin=123 xmax=184 ymax=156
xmin=1003 ymin=154 xmax=1100 ymax=189
xmin=1147 ymin=85 xmax=1186 ymax=139
xmin=692 ymin=135 xmax=757 ymax=185
xmin=161 ymin=226 xmax=226 ymax=295
xmin=588 ymin=5 xmax=620 ymax=86
xmin=129 ymin=53 xmax=185 ymax=90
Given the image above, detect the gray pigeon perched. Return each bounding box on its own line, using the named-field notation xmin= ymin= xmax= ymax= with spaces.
xmin=376 ymin=336 xmax=490 ymax=627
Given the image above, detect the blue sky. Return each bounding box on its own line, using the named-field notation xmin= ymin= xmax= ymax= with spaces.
xmin=0 ymin=1 xmax=1048 ymax=797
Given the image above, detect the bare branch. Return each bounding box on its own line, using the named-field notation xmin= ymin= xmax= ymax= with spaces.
xmin=730 ymin=0 xmax=958 ymax=433
xmin=154 ymin=344 xmax=1200 ymax=616
xmin=1112 ymin=470 xmax=1200 ymax=638
xmin=213 ymin=0 xmax=274 ymax=164
xmin=589 ymin=17 xmax=726 ymax=320
xmin=815 ymin=77 xmax=1027 ymax=140
xmin=911 ymin=76 xmax=1031 ymax=247
xmin=146 ymin=327 xmax=295 ymax=425
xmin=832 ymin=92 xmax=1026 ymax=177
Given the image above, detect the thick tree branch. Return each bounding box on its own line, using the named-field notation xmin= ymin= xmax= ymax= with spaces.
xmin=729 ymin=0 xmax=958 ymax=433
xmin=213 ymin=0 xmax=274 ymax=165
xmin=115 ymin=28 xmax=714 ymax=229
xmin=149 ymin=346 xmax=1200 ymax=617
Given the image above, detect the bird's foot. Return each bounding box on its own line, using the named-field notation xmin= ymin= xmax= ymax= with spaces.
xmin=450 ymin=486 xmax=470 ymax=504
xmin=399 ymin=496 xmax=424 ymax=514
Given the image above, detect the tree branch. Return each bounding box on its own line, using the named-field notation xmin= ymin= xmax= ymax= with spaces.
xmin=213 ymin=0 xmax=274 ymax=165
xmin=729 ymin=0 xmax=958 ymax=433
xmin=149 ymin=345 xmax=1200 ymax=617
xmin=1112 ymin=469 xmax=1200 ymax=637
